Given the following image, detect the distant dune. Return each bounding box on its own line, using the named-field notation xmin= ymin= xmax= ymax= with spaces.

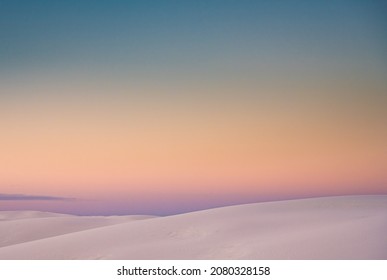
xmin=0 ymin=195 xmax=386 ymax=259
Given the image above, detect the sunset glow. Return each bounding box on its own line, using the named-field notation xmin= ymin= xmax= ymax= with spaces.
xmin=1 ymin=1 xmax=386 ymax=215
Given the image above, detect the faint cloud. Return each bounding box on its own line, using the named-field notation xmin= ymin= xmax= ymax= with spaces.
xmin=0 ymin=193 xmax=74 ymax=201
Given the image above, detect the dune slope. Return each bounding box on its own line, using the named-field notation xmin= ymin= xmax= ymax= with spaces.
xmin=0 ymin=195 xmax=386 ymax=259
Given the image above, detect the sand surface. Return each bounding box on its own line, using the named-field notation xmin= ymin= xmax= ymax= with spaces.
xmin=0 ymin=195 xmax=386 ymax=259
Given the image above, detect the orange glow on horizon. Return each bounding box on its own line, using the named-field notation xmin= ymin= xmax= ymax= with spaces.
xmin=1 ymin=82 xmax=386 ymax=199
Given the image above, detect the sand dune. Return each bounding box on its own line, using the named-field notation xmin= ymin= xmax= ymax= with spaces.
xmin=0 ymin=195 xmax=386 ymax=259
xmin=0 ymin=214 xmax=155 ymax=248
xmin=0 ymin=211 xmax=71 ymax=221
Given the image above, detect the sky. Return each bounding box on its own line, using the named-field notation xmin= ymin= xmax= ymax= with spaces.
xmin=0 ymin=0 xmax=386 ymax=215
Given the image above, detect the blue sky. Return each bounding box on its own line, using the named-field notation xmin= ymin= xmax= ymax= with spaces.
xmin=1 ymin=0 xmax=386 ymax=76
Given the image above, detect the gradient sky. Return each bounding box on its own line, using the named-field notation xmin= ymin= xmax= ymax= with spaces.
xmin=1 ymin=0 xmax=386 ymax=215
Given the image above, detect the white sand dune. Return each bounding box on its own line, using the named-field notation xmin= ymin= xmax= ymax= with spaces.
xmin=0 ymin=213 xmax=155 ymax=248
xmin=0 ymin=195 xmax=386 ymax=259
xmin=0 ymin=211 xmax=71 ymax=221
